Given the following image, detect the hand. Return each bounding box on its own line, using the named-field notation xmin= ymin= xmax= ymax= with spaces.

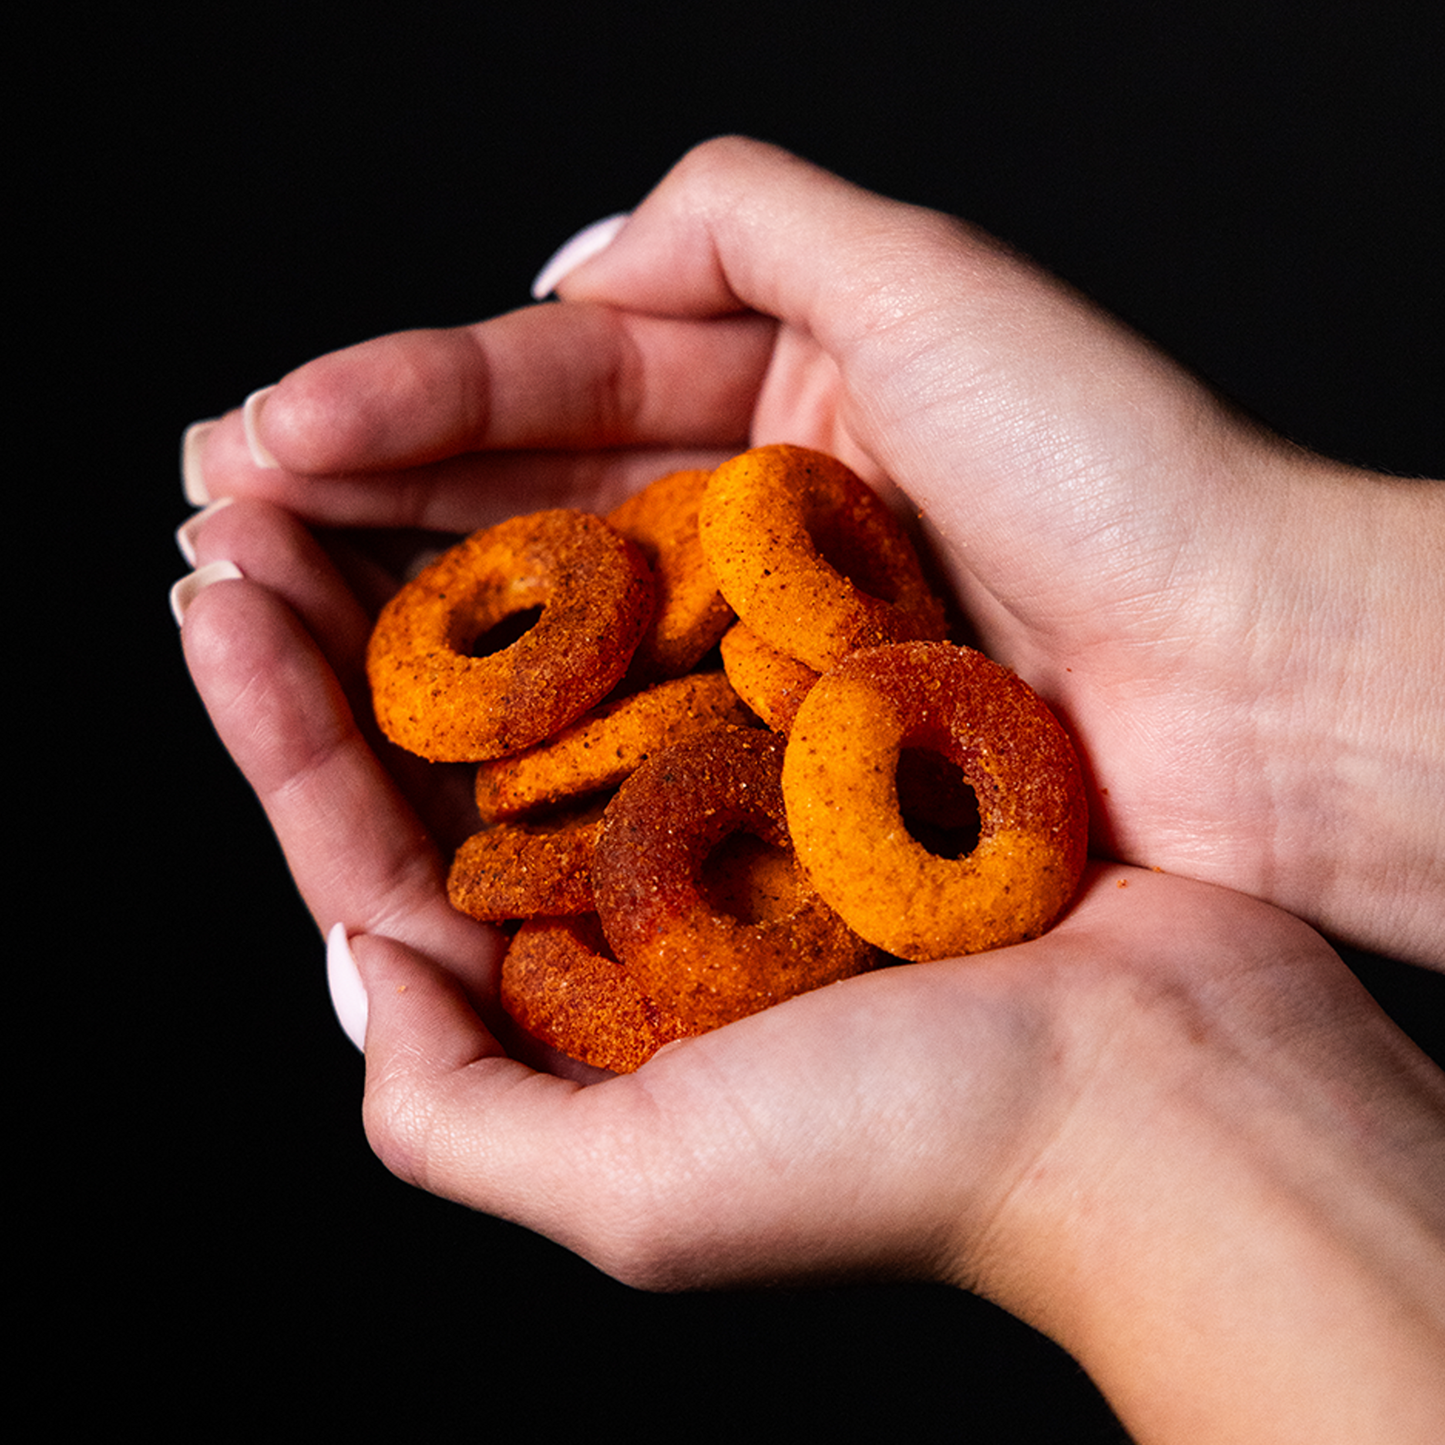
xmin=177 ymin=492 xmax=1445 ymax=1441
xmin=183 ymin=137 xmax=1442 ymax=966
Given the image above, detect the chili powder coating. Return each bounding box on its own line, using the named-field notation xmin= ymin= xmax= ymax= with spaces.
xmin=501 ymin=914 xmax=699 ymax=1075
xmin=592 ymin=727 xmax=879 ymax=1031
xmin=366 ymin=509 xmax=654 ymax=761
xmin=782 ymin=643 xmax=1088 ymax=962
xmin=472 ymin=670 xmax=754 ymax=823
xmin=699 ymin=444 xmax=947 ymax=674
xmin=448 ymin=805 xmax=606 ymax=923
xmin=718 ymin=621 xmax=821 ymax=735
xmin=607 ymin=468 xmax=736 ymax=685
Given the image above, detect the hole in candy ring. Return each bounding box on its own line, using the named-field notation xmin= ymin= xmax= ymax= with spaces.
xmin=698 ymin=830 xmax=802 ymax=925
xmin=468 ymin=604 xmax=545 ymax=658
xmin=896 ymin=746 xmax=983 ymax=861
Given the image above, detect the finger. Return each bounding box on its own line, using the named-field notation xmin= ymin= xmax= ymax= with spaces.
xmin=191 ymin=304 xmax=775 ymax=492
xmin=352 ymin=934 xmax=914 ymax=1284
xmin=353 ymin=929 xmax=740 ymax=1284
xmin=178 ymin=568 xmax=489 ymax=971
xmin=352 ymin=929 xmax=580 ymax=1213
xmin=177 ymin=496 xmax=434 ymax=749
xmin=553 ymin=137 xmax=1067 ymax=368
xmin=188 ymin=436 xmax=742 ymax=533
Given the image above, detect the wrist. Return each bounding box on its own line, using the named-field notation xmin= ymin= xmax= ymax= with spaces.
xmin=953 ymin=914 xmax=1445 ymax=1442
xmin=1248 ymin=460 xmax=1445 ymax=965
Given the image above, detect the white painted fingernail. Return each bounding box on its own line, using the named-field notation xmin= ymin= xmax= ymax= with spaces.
xmin=169 ymin=558 xmax=243 ymax=626
xmin=181 ymin=419 xmax=219 ymax=504
xmin=531 ymin=213 xmax=629 ymax=299
xmin=327 ymin=922 xmax=368 ymax=1051
xmin=175 ymin=497 xmax=235 ymax=566
xmin=242 ymin=385 xmax=280 ymax=469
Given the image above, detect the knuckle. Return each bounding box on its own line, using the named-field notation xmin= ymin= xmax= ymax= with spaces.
xmin=666 ymin=134 xmax=783 ymax=211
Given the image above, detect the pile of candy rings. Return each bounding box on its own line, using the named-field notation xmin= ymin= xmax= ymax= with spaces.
xmin=366 ymin=444 xmax=1087 ymax=1072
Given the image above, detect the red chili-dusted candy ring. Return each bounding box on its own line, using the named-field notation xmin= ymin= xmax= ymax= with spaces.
xmin=781 ymin=642 xmax=1087 ymax=962
xmin=447 ymin=801 xmax=607 ymax=923
xmin=699 ymin=444 xmax=947 ymax=673
xmin=592 ymin=727 xmax=877 ymax=1030
xmin=501 ymin=914 xmax=698 ymax=1074
xmin=366 ymin=509 xmax=653 ymax=761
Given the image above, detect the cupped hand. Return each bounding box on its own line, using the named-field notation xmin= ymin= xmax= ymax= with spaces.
xmin=184 ymin=137 xmax=1441 ymax=964
xmin=177 ymin=494 xmax=1445 ymax=1441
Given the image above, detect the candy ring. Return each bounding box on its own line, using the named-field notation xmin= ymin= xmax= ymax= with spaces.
xmin=592 ymin=727 xmax=877 ymax=1030
xmin=698 ymin=444 xmax=946 ymax=672
xmin=781 ymin=642 xmax=1087 ymax=961
xmin=472 ymin=670 xmax=753 ymax=823
xmin=607 ymin=469 xmax=735 ymax=683
xmin=447 ymin=802 xmax=606 ymax=923
xmin=501 ymin=914 xmax=698 ymax=1074
xmin=366 ymin=509 xmax=653 ymax=761
xmin=718 ymin=622 xmax=820 ymax=735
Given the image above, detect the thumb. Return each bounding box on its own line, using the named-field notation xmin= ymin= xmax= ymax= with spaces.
xmin=550 ymin=136 xmax=1015 ymax=356
xmin=337 ymin=926 xmax=513 ymax=1194
xmin=329 ymin=924 xmax=725 ymax=1283
xmin=553 ymin=136 xmax=1257 ymax=650
xmin=337 ymin=927 xmax=633 ymax=1243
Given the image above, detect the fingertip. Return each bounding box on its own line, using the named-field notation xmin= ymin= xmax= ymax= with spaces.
xmin=531 ymin=212 xmax=630 ymax=299
xmin=175 ymin=496 xmax=235 ymax=566
xmin=347 ymin=929 xmax=529 ymax=1195
xmin=242 ymin=385 xmax=281 ymax=469
xmin=169 ymin=558 xmax=243 ymax=626
xmin=347 ymin=931 xmax=505 ymax=1073
xmin=181 ymin=419 xmax=219 ymax=504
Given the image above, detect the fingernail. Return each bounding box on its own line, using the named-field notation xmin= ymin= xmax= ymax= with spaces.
xmin=327 ymin=922 xmax=368 ymax=1051
xmin=175 ymin=496 xmax=234 ymax=566
xmin=530 ymin=213 xmax=629 ymax=299
xmin=243 ymin=385 xmax=280 ymax=469
xmin=181 ymin=419 xmax=218 ymax=505
xmin=169 ymin=558 xmax=242 ymax=626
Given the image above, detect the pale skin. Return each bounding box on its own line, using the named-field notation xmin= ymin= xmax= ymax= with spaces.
xmin=176 ymin=138 xmax=1445 ymax=1442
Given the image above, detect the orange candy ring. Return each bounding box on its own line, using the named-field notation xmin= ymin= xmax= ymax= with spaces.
xmin=592 ymin=727 xmax=876 ymax=1030
xmin=718 ymin=621 xmax=820 ymax=735
xmin=366 ymin=509 xmax=653 ymax=761
xmin=501 ymin=914 xmax=698 ymax=1074
xmin=606 ymin=469 xmax=735 ymax=684
xmin=781 ymin=642 xmax=1087 ymax=961
xmin=698 ymin=444 xmax=947 ymax=673
xmin=472 ymin=670 xmax=754 ymax=823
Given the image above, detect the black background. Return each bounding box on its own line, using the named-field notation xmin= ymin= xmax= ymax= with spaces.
xmin=23 ymin=2 xmax=1442 ymax=1438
